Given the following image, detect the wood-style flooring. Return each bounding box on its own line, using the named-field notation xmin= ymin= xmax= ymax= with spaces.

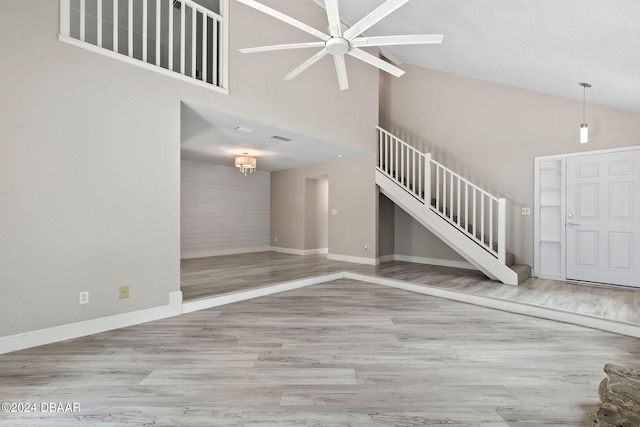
xmin=2 ymin=252 xmax=640 ymax=426
xmin=181 ymin=252 xmax=640 ymax=325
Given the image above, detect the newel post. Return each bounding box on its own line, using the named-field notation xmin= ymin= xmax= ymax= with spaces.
xmin=220 ymin=0 xmax=230 ymax=90
xmin=424 ymin=153 xmax=432 ymax=205
xmin=497 ymin=198 xmax=506 ymax=263
xmin=59 ymin=0 xmax=70 ymax=37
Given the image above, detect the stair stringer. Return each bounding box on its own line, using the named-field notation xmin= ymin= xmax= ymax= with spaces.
xmin=377 ymin=170 xmax=519 ymax=286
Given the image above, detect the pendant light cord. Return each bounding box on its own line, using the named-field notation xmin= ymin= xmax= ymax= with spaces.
xmin=583 ymin=85 xmax=586 ymax=123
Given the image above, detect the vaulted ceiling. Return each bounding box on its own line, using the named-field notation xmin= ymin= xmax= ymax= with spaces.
xmin=182 ymin=0 xmax=640 ymax=170
xmin=319 ymin=0 xmax=640 ymax=114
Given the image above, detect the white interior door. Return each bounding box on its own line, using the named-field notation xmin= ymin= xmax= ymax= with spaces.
xmin=566 ymin=150 xmax=640 ymax=287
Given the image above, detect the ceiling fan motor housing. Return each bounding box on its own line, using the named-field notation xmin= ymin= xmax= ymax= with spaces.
xmin=326 ymin=37 xmax=350 ymax=55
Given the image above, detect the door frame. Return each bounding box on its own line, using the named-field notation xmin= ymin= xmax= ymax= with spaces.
xmin=534 ymin=145 xmax=640 ymax=282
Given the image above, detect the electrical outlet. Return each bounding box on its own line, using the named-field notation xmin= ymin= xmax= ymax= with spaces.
xmin=274 ymin=236 xmax=278 ymax=242
xmin=521 ymin=207 xmax=531 ymax=215
xmin=119 ymin=286 xmax=129 ymax=299
xmin=79 ymin=291 xmax=89 ymax=304
xmin=331 ymin=209 xmax=338 ymax=215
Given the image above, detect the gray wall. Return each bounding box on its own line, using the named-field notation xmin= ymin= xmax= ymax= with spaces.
xmin=304 ymin=177 xmax=328 ymax=250
xmin=393 ymin=206 xmax=466 ymax=263
xmin=381 ymin=65 xmax=640 ymax=267
xmin=180 ymin=160 xmax=270 ymax=256
xmin=0 ymin=0 xmax=378 ymax=338
xmin=271 ymin=155 xmax=378 ymax=260
xmin=377 ymin=194 xmax=395 ymax=258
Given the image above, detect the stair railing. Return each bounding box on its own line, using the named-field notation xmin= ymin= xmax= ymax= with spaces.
xmin=377 ymin=127 xmax=506 ymax=264
xmin=59 ymin=0 xmax=228 ymax=93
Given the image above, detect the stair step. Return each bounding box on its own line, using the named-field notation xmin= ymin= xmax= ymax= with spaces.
xmin=510 ymin=263 xmax=531 ymax=284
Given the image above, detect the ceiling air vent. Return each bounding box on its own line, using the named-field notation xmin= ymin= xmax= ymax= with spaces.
xmin=269 ymin=135 xmax=291 ymax=142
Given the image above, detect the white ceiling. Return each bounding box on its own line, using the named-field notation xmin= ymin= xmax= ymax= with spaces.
xmin=180 ymin=103 xmax=367 ymax=170
xmin=182 ymin=0 xmax=640 ymax=171
xmin=324 ymin=0 xmax=640 ymax=114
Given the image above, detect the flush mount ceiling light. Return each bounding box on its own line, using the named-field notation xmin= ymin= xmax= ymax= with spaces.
xmin=579 ymin=82 xmax=592 ymax=144
xmin=235 ymin=153 xmax=257 ymax=176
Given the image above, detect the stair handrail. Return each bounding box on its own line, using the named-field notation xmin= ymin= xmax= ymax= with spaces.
xmin=376 ymin=127 xmax=506 ymax=264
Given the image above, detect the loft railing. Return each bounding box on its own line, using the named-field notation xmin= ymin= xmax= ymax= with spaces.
xmin=59 ymin=0 xmax=228 ymax=93
xmin=377 ymin=127 xmax=506 ymax=263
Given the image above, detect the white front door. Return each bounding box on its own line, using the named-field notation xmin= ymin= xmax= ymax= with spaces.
xmin=566 ymin=150 xmax=640 ymax=287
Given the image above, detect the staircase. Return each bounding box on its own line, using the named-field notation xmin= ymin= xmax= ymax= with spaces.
xmin=376 ymin=127 xmax=530 ymax=285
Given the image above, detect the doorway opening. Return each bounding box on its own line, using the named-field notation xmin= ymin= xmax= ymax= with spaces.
xmin=305 ymin=176 xmax=329 ymax=255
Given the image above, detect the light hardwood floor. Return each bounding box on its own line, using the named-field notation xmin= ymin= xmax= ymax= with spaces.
xmin=181 ymin=252 xmax=640 ymax=325
xmin=2 ymin=253 xmax=640 ymax=426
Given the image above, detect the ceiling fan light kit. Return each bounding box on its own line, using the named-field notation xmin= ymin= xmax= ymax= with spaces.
xmin=237 ymin=0 xmax=443 ymax=90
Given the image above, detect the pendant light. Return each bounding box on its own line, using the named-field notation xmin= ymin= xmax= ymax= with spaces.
xmin=579 ymin=82 xmax=591 ymax=143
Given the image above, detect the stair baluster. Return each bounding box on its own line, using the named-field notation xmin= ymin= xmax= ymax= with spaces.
xmin=376 ymin=127 xmax=506 ymax=264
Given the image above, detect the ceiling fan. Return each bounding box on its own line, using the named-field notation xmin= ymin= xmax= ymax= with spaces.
xmin=237 ymin=0 xmax=443 ymax=90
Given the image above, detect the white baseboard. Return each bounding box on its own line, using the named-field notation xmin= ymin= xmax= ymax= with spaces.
xmin=327 ymin=253 xmax=379 ymax=265
xmin=378 ymin=254 xmax=395 ymax=263
xmin=392 ymin=254 xmax=476 ymax=270
xmin=271 ymin=247 xmax=328 ymax=256
xmin=0 ymin=297 xmax=182 ymax=355
xmin=182 ymin=273 xmax=344 ymax=314
xmin=181 ymin=247 xmax=272 ymax=259
xmin=169 ymin=291 xmax=183 ymax=313
xmin=6 ymin=266 xmax=638 ymax=354
xmin=5 ymin=269 xmax=640 ymax=354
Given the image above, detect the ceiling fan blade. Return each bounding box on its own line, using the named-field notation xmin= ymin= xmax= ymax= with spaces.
xmin=236 ymin=0 xmax=330 ymax=41
xmin=325 ymin=0 xmax=342 ymax=37
xmin=240 ymin=41 xmax=325 ymax=54
xmin=343 ymin=0 xmax=411 ymax=40
xmin=351 ymin=34 xmax=444 ymax=48
xmin=347 ymin=48 xmax=405 ymax=77
xmin=333 ymin=54 xmax=349 ymax=90
xmin=284 ymin=49 xmax=329 ymax=80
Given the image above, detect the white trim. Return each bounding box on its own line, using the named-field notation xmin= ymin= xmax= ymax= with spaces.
xmin=377 ymin=171 xmax=517 ymax=284
xmin=534 ymin=145 xmax=640 ymax=282
xmin=219 ymin=0 xmax=230 ymax=89
xmin=182 ymin=273 xmax=344 ymax=313
xmin=378 ymin=254 xmax=395 ymax=263
xmin=59 ymin=0 xmax=70 ymax=37
xmin=57 ymin=35 xmax=229 ymax=95
xmin=169 ymin=291 xmax=183 ymax=313
xmin=536 ymin=145 xmax=640 ymax=160
xmin=181 ymin=247 xmax=272 ymax=259
xmin=392 ymin=254 xmax=476 ymax=270
xmin=327 ymin=253 xmax=379 ymax=265
xmin=5 ymin=270 xmax=640 ymax=354
xmin=271 ymin=247 xmax=328 ymax=256
xmin=0 ymin=298 xmax=182 ymax=355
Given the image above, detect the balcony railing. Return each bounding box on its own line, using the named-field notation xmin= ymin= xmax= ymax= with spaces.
xmin=59 ymin=0 xmax=228 ymax=93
